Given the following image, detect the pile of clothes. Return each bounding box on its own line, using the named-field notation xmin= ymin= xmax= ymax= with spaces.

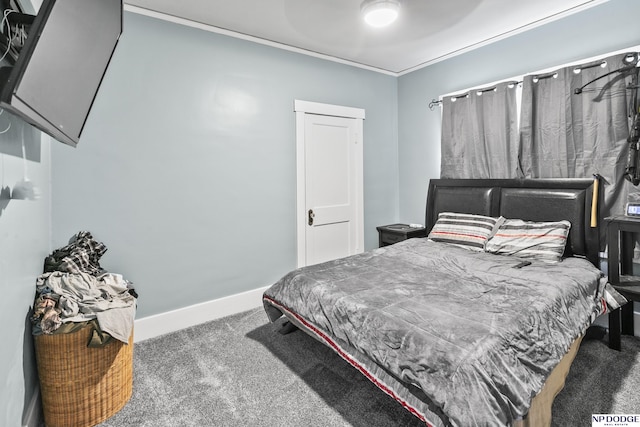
xmin=31 ymin=231 xmax=137 ymax=347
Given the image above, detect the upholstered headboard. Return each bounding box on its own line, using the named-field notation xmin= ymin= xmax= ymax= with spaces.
xmin=425 ymin=179 xmax=601 ymax=265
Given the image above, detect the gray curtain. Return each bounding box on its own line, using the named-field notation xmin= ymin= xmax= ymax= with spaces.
xmin=519 ymin=52 xmax=639 ymax=221
xmin=440 ymin=81 xmax=519 ymax=178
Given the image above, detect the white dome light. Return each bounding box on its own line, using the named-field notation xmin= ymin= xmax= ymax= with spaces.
xmin=361 ymin=0 xmax=400 ymax=28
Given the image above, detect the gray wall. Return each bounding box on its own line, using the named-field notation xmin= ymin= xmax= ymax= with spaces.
xmin=0 ymin=4 xmax=49 ymax=426
xmin=397 ymin=0 xmax=640 ymax=225
xmin=0 ymin=131 xmax=50 ymax=425
xmin=51 ymin=12 xmax=399 ymax=319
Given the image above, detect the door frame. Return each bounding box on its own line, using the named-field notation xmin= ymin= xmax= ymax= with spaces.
xmin=294 ymin=99 xmax=365 ymax=268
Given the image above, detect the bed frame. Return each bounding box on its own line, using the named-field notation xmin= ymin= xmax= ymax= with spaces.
xmin=426 ymin=178 xmax=601 ymax=266
xmin=273 ymin=178 xmax=603 ymax=426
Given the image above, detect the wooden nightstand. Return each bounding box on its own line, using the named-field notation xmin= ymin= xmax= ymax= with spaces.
xmin=606 ymin=215 xmax=640 ymax=350
xmin=376 ymin=224 xmax=427 ymax=248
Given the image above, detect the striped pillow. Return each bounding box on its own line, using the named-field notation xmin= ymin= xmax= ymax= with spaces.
xmin=485 ymin=219 xmax=571 ymax=262
xmin=428 ymin=212 xmax=501 ymax=251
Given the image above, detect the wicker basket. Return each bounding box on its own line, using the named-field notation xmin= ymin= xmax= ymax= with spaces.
xmin=34 ymin=326 xmax=133 ymax=427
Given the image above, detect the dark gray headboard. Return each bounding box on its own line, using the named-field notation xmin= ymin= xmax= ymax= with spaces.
xmin=425 ymin=179 xmax=601 ymax=265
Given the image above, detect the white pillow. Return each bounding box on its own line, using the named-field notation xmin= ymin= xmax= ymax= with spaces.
xmin=428 ymin=212 xmax=502 ymax=251
xmin=485 ymin=218 xmax=571 ymax=262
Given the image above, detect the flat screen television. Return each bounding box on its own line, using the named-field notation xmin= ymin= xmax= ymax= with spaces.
xmin=0 ymin=0 xmax=122 ymax=147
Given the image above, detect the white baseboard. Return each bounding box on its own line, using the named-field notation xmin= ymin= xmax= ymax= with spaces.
xmin=22 ymin=384 xmax=41 ymax=427
xmin=133 ymin=286 xmax=269 ymax=342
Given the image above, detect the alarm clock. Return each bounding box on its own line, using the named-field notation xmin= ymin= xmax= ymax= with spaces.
xmin=625 ymin=202 xmax=640 ymax=217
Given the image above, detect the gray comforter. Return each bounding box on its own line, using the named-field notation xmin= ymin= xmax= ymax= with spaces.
xmin=263 ymin=238 xmax=606 ymax=427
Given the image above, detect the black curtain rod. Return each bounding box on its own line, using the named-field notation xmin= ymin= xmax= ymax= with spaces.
xmin=429 ymin=81 xmax=521 ymax=111
xmin=428 ymin=99 xmax=441 ymax=110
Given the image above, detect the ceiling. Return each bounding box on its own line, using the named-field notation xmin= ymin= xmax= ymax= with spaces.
xmin=123 ymin=0 xmax=608 ymax=75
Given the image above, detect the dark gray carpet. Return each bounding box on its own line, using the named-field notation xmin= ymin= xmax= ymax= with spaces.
xmin=98 ymin=308 xmax=640 ymax=427
xmin=551 ymin=329 xmax=640 ymax=426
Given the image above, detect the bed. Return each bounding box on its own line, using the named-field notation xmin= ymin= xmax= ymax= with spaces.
xmin=263 ymin=178 xmax=612 ymax=427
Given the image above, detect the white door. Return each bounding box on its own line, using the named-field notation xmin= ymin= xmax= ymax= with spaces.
xmin=295 ymin=100 xmax=364 ymax=267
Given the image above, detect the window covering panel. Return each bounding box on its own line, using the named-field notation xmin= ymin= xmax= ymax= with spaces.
xmin=440 ymin=81 xmax=519 ymax=179
xmin=519 ymin=52 xmax=639 ymax=223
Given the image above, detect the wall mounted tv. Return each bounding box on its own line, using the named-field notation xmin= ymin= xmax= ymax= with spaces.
xmin=0 ymin=0 xmax=122 ymax=147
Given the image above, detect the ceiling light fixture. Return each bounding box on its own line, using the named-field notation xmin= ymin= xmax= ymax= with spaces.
xmin=361 ymin=0 xmax=400 ymax=28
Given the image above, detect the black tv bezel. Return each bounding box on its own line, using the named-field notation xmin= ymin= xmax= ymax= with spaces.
xmin=0 ymin=0 xmax=123 ymax=147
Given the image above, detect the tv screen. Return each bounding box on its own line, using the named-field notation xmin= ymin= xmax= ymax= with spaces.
xmin=0 ymin=0 xmax=122 ymax=147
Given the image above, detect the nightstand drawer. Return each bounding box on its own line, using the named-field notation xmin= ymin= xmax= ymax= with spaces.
xmin=376 ymin=224 xmax=427 ymax=248
xmin=381 ymin=233 xmax=404 ymax=245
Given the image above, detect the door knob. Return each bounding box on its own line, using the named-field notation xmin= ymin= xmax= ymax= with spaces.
xmin=308 ymin=209 xmax=315 ymax=226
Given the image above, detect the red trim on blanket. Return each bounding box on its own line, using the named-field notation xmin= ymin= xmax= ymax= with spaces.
xmin=263 ymin=295 xmax=434 ymax=427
